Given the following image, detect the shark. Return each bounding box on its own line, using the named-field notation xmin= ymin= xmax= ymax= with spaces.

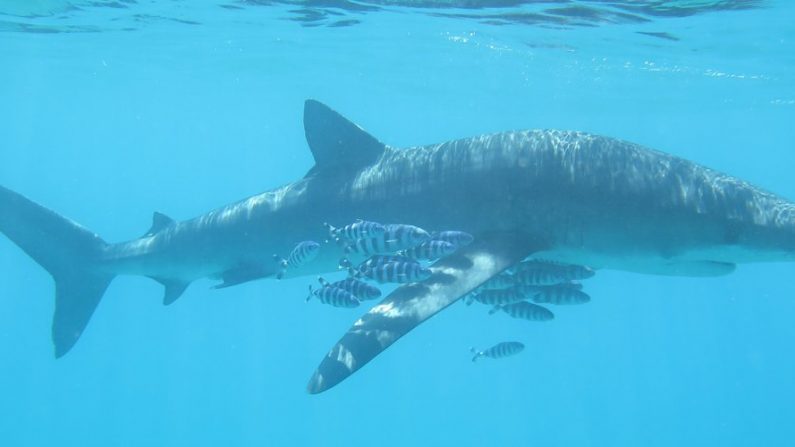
xmin=2 ymin=100 xmax=794 ymax=394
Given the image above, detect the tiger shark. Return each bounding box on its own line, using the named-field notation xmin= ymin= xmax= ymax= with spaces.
xmin=1 ymin=100 xmax=794 ymax=393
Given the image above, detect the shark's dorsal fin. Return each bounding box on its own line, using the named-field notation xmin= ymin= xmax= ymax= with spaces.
xmin=306 ymin=231 xmax=545 ymax=394
xmin=145 ymin=212 xmax=175 ymax=237
xmin=303 ymin=100 xmax=386 ymax=175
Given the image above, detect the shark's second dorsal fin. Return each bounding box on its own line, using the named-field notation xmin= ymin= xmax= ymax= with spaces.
xmin=303 ymin=100 xmax=386 ymax=176
xmin=145 ymin=212 xmax=175 ymax=237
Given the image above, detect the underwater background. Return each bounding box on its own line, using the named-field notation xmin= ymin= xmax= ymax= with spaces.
xmin=1 ymin=1 xmax=794 ymax=445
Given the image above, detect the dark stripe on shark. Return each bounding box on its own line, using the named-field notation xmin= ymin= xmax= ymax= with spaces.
xmin=307 ymin=231 xmax=543 ymax=394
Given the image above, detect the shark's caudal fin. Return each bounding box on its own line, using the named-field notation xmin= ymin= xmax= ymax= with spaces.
xmin=0 ymin=186 xmax=113 ymax=357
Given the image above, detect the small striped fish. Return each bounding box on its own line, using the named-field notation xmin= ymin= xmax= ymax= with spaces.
xmin=489 ymin=301 xmax=554 ymax=321
xmin=383 ymin=223 xmax=431 ymax=249
xmin=358 ymin=255 xmax=416 ymax=270
xmin=466 ymin=288 xmax=526 ymax=306
xmin=274 ymin=240 xmax=321 ymax=279
xmin=471 ymin=341 xmax=525 ymax=362
xmin=531 ymin=283 xmax=590 ymax=305
xmin=318 ymin=277 xmax=382 ymax=301
xmin=513 ymin=260 xmax=595 ymax=286
xmin=398 ymin=240 xmax=458 ymax=260
xmin=306 ymin=285 xmax=360 ymax=308
xmin=343 ymin=235 xmax=395 ymax=256
xmin=360 ymin=261 xmax=432 ymax=284
xmin=479 ymin=272 xmax=516 ymax=290
xmin=432 ymin=230 xmax=474 ymax=247
xmin=324 ymin=220 xmax=385 ymax=242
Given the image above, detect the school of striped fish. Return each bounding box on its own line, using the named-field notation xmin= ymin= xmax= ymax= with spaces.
xmin=276 ymin=219 xmax=596 ymax=364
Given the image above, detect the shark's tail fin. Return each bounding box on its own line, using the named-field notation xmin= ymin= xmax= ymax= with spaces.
xmin=0 ymin=186 xmax=113 ymax=357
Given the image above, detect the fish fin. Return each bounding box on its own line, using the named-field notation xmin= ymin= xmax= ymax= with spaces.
xmin=149 ymin=277 xmax=190 ymax=306
xmin=487 ymin=306 xmax=500 ymax=315
xmin=306 ymin=231 xmax=546 ymax=394
xmin=303 ymin=100 xmax=386 ymax=177
xmin=0 ymin=186 xmax=113 ymax=357
xmin=144 ymin=212 xmax=175 ymax=237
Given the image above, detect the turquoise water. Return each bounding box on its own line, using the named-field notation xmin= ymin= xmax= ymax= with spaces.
xmin=1 ymin=1 xmax=795 ymax=445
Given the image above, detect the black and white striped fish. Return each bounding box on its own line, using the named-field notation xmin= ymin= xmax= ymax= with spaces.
xmin=306 ymin=285 xmax=360 ymax=308
xmin=359 ymin=261 xmax=432 ymax=284
xmin=489 ymin=301 xmax=554 ymax=321
xmin=343 ymin=235 xmax=395 ymax=256
xmin=344 ymin=225 xmax=432 ymax=256
xmin=324 ymin=220 xmax=385 ymax=242
xmin=384 ymin=223 xmax=432 ymax=248
xmin=358 ymin=255 xmax=416 ymax=270
xmin=465 ymin=288 xmax=526 ymax=306
xmin=478 ymin=272 xmax=516 ymax=290
xmin=398 ymin=240 xmax=458 ymax=261
xmin=470 ymin=341 xmax=525 ymax=362
xmin=530 ymin=283 xmax=590 ymax=305
xmin=318 ymin=277 xmax=382 ymax=301
xmin=432 ymin=230 xmax=474 ymax=247
xmin=274 ymin=240 xmax=321 ymax=279
xmin=512 ymin=260 xmax=595 ymax=286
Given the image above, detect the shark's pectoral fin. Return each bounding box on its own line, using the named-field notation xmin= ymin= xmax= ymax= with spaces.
xmin=149 ymin=277 xmax=191 ymax=305
xmin=306 ymin=231 xmax=544 ymax=394
xmin=212 ymin=263 xmax=276 ymax=289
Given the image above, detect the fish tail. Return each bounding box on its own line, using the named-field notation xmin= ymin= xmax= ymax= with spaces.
xmin=470 ymin=347 xmax=482 ymax=362
xmin=0 ymin=185 xmax=115 ymax=358
xmin=306 ymin=285 xmax=314 ymax=303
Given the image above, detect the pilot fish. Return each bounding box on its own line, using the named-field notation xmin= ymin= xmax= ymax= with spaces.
xmin=306 ymin=284 xmax=360 ymax=308
xmin=398 ymin=240 xmax=458 ymax=261
xmin=358 ymin=261 xmax=432 ymax=284
xmin=324 ymin=220 xmax=386 ymax=242
xmin=489 ymin=301 xmax=555 ymax=321
xmin=318 ymin=277 xmax=382 ymax=301
xmin=470 ymin=341 xmax=525 ymax=362
xmin=513 ymin=260 xmax=595 ymax=286
xmin=530 ymin=283 xmax=591 ymax=305
xmin=465 ymin=288 xmax=526 ymax=306
xmin=274 ymin=240 xmax=321 ymax=279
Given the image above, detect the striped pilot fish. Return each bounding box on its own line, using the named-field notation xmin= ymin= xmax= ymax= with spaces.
xmin=431 ymin=230 xmax=474 ymax=247
xmin=306 ymin=285 xmax=360 ymax=308
xmin=344 ymin=224 xmax=432 ymax=256
xmin=324 ymin=220 xmax=386 ymax=243
xmin=274 ymin=240 xmax=321 ymax=279
xmin=465 ymin=288 xmax=526 ymax=306
xmin=512 ymin=260 xmax=595 ymax=286
xmin=489 ymin=301 xmax=555 ymax=321
xmin=530 ymin=283 xmax=590 ymax=305
xmin=342 ymin=254 xmax=412 ymax=275
xmin=318 ymin=277 xmax=382 ymax=301
xmin=470 ymin=341 xmax=525 ymax=362
xmin=478 ymin=272 xmax=516 ymax=291
xmin=398 ymin=240 xmax=458 ymax=261
xmin=359 ymin=261 xmax=432 ymax=284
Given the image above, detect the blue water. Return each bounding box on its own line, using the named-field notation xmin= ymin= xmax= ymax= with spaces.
xmin=1 ymin=1 xmax=795 ymax=445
